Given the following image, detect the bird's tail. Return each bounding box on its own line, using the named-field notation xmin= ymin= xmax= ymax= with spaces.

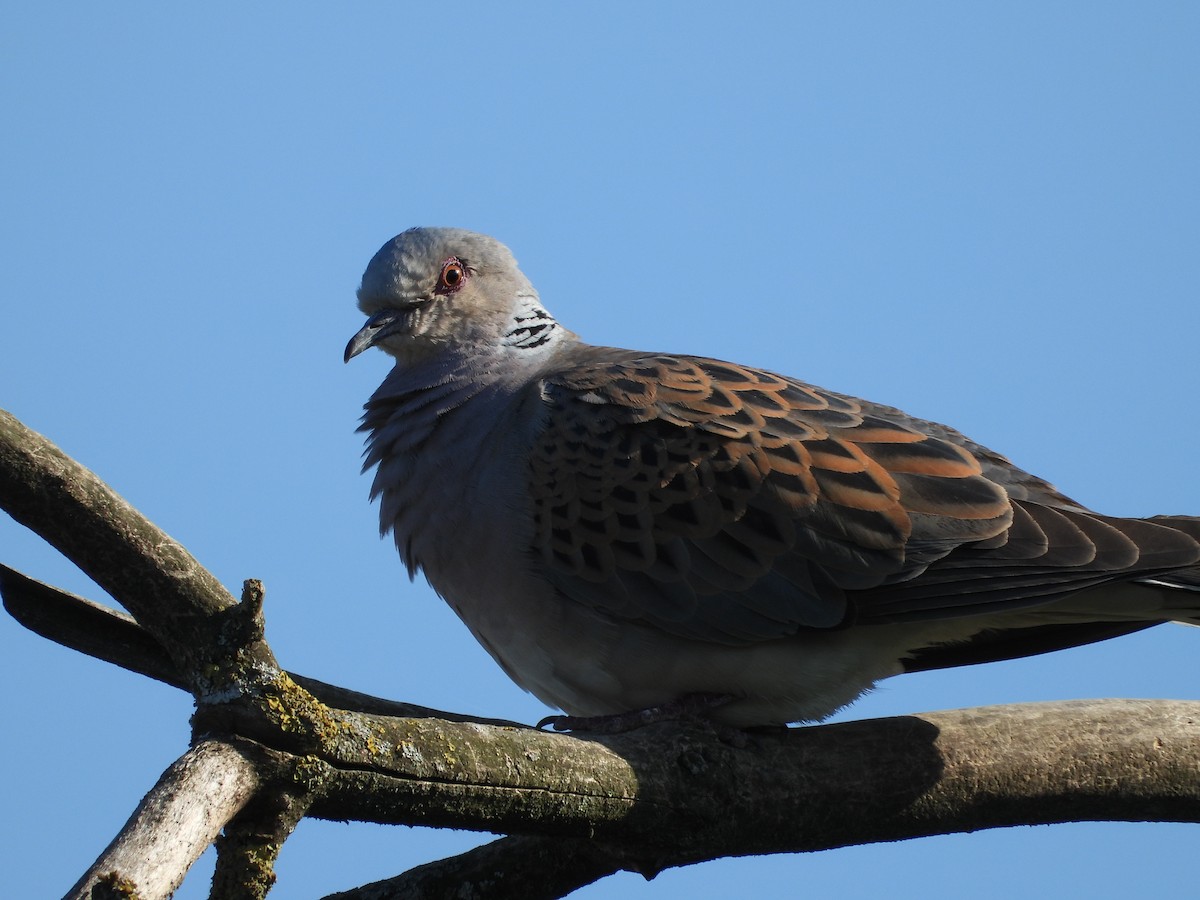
xmin=1135 ymin=514 xmax=1200 ymax=625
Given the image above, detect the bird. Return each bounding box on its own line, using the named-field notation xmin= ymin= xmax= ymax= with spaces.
xmin=345 ymin=226 xmax=1200 ymax=729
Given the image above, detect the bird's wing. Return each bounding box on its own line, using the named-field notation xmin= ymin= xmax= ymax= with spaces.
xmin=528 ymin=349 xmax=1200 ymax=644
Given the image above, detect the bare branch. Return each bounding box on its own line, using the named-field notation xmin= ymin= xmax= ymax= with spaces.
xmin=0 ymin=562 xmax=524 ymax=725
xmin=312 ymin=699 xmax=1200 ymax=894
xmin=211 ymin=755 xmax=328 ymax=900
xmin=295 ymin=699 xmax=1200 ymax=866
xmin=66 ymin=740 xmax=267 ymax=900
xmin=0 ymin=409 xmax=278 ymax=685
xmin=1 ymin=563 xmax=186 ymax=689
xmin=0 ymin=409 xmax=235 ymax=623
xmin=323 ymin=835 xmax=621 ymax=900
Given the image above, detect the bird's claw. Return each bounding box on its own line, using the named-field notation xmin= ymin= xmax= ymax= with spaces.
xmin=536 ymin=693 xmax=734 ymax=734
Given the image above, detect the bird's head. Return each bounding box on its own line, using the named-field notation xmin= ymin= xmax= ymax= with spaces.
xmin=345 ymin=227 xmax=559 ymax=366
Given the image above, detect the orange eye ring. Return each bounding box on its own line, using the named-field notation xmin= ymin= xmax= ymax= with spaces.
xmin=437 ymin=257 xmax=467 ymax=294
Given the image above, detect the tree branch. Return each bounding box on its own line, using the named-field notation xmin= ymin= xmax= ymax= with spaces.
xmin=323 ymin=835 xmax=622 ymax=900
xmin=0 ymin=410 xmax=234 ymax=627
xmin=314 ymin=698 xmax=1200 ymax=895
xmin=211 ymin=752 xmax=328 ymax=900
xmin=65 ymin=739 xmax=267 ymax=900
xmin=0 ymin=562 xmax=523 ymax=725
xmin=1 ymin=562 xmax=186 ymax=689
xmin=295 ymin=699 xmax=1200 ymax=859
xmin=0 ymin=409 xmax=281 ymax=687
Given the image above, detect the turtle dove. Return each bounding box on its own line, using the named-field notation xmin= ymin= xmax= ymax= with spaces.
xmin=346 ymin=227 xmax=1200 ymax=728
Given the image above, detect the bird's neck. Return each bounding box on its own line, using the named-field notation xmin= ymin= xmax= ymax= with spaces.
xmin=359 ymin=326 xmax=580 ymax=464
xmin=497 ymin=292 xmax=565 ymax=351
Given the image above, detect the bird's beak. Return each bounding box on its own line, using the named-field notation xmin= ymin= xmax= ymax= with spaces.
xmin=344 ymin=308 xmax=405 ymax=363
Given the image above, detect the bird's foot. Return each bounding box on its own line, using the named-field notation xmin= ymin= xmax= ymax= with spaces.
xmin=536 ymin=693 xmax=734 ymax=734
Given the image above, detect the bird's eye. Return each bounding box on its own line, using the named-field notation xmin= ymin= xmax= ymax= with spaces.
xmin=436 ymin=257 xmax=467 ymax=294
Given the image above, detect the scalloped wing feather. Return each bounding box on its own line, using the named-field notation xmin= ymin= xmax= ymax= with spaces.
xmin=528 ymin=350 xmax=1096 ymax=643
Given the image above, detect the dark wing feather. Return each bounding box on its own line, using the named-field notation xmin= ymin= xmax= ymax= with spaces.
xmin=532 ymin=348 xmax=1133 ymax=644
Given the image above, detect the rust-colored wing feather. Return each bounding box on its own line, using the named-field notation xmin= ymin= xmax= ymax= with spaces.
xmin=527 ymin=348 xmax=1194 ymax=645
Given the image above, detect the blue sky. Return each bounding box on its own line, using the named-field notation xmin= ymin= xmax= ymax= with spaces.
xmin=3 ymin=4 xmax=1199 ymax=897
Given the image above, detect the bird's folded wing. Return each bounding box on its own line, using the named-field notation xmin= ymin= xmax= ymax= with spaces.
xmin=528 ymin=349 xmax=1200 ymax=644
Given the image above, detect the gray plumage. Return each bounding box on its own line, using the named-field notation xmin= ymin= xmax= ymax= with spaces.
xmin=346 ymin=227 xmax=1200 ymax=727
